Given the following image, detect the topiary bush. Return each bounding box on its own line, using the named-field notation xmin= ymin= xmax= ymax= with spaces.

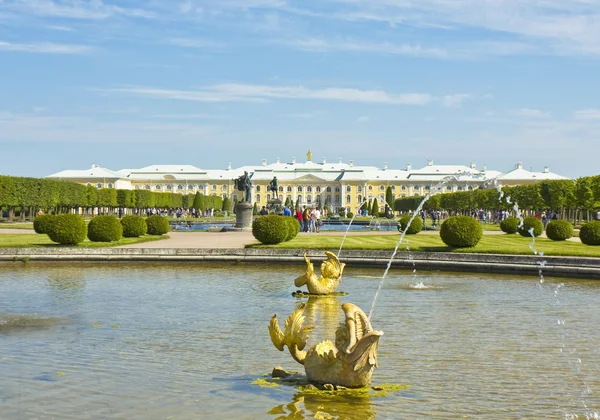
xmin=146 ymin=215 xmax=170 ymax=235
xmin=500 ymin=217 xmax=520 ymax=234
xmin=439 ymin=215 xmax=483 ymax=248
xmin=33 ymin=214 xmax=55 ymax=234
xmin=121 ymin=215 xmax=148 ymax=238
xmin=346 ymin=211 xmax=354 ymax=219
xmin=47 ymin=214 xmax=87 ymax=245
xmin=252 ymin=214 xmax=289 ymax=244
xmin=87 ymin=215 xmax=123 ymax=242
xmin=518 ymin=217 xmax=544 ymax=237
xmin=284 ymin=216 xmax=300 ymax=241
xmin=545 ymin=220 xmax=574 ymax=241
xmin=579 ymin=221 xmax=600 ymax=245
xmin=398 ymin=215 xmax=423 ymax=234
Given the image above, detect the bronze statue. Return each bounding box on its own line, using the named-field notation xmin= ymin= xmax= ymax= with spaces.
xmin=234 ymin=171 xmax=252 ymax=203
xmin=294 ymin=252 xmax=346 ymax=295
xmin=269 ymin=303 xmax=383 ymax=388
xmin=268 ymin=176 xmax=278 ymax=195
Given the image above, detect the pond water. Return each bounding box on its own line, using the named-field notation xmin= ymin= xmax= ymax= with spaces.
xmin=1 ymin=262 xmax=599 ymax=419
xmin=171 ymin=220 xmax=398 ymax=232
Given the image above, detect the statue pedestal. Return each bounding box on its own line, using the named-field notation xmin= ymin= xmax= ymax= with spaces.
xmin=234 ymin=202 xmax=253 ymax=231
xmin=267 ymin=199 xmax=284 ymax=215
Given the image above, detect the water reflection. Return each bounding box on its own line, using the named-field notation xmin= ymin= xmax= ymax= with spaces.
xmin=268 ymin=391 xmax=374 ymax=420
xmin=301 ymin=295 xmax=342 ymax=341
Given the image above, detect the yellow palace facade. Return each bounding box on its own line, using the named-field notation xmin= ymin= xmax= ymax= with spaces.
xmin=47 ymin=150 xmax=568 ymax=211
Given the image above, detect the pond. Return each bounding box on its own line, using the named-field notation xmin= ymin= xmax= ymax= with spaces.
xmin=171 ymin=220 xmax=399 ymax=232
xmin=1 ymin=262 xmax=599 ymax=419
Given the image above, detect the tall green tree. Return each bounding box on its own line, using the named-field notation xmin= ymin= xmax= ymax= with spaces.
xmin=385 ymin=186 xmax=394 ymax=209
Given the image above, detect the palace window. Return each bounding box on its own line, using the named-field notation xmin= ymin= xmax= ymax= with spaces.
xmin=392 ymin=185 xmax=396 ymax=190
xmin=96 ymin=183 xmax=102 ymax=189
xmin=346 ymin=195 xmax=351 ymax=203
xmin=327 ymin=195 xmax=332 ymax=203
xmin=357 ymin=195 xmax=362 ymax=202
xmin=145 ymin=185 xmax=150 ymax=190
xmin=222 ymin=194 xmax=227 ymax=200
xmin=425 ymin=185 xmax=430 ymax=191
xmin=468 ymin=186 xmax=474 ymax=191
xmin=335 ymin=195 xmax=340 ymax=204
xmin=287 ymin=186 xmax=292 ymax=192
xmin=212 ymin=184 xmax=217 ymax=190
xmin=297 ymin=195 xmax=303 ymax=204
xmin=401 ymin=193 xmax=406 ymax=198
xmin=316 ymin=186 xmax=321 ymax=193
xmin=155 ymin=185 xmax=162 ymax=191
xmin=401 ymin=185 xmax=406 ymax=191
xmin=307 ymin=186 xmax=313 ymax=192
xmin=279 ymin=186 xmax=284 ymax=192
xmin=257 ymin=185 xmax=261 ymax=192
xmin=457 ymin=186 xmax=464 ymax=191
xmin=368 ymin=186 xmax=373 ymax=191
xmin=233 ymin=194 xmax=238 ymax=201
xmin=222 ymin=184 xmax=227 ymax=190
xmin=256 ymin=194 xmax=261 ymax=202
xmin=198 ymin=184 xmax=205 ymax=190
xmin=326 ymin=186 xmax=332 ymax=193
xmin=267 ymin=194 xmax=271 ymax=201
xmin=107 ymin=183 xmax=113 ymax=189
xmin=346 ymin=186 xmax=351 ymax=192
xmin=307 ymin=195 xmax=312 ymax=204
xmin=297 ymin=186 xmax=302 ymax=192
xmin=167 ymin=185 xmax=173 ymax=191
xmin=335 ymin=187 xmax=340 ymax=193
xmin=380 ymin=185 xmax=385 ymax=191
xmin=357 ymin=186 xmax=362 ymax=192
xmin=178 ymin=185 xmax=184 ymax=190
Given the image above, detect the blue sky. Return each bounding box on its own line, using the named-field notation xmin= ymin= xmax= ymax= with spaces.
xmin=1 ymin=0 xmax=599 ymax=178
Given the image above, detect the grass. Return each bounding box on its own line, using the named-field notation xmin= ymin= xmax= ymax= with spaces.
xmin=0 ymin=222 xmax=34 ymax=230
xmin=247 ymin=232 xmax=600 ymax=257
xmin=0 ymin=234 xmax=167 ymax=248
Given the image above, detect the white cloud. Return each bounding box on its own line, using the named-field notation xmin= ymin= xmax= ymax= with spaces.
xmin=166 ymin=38 xmax=223 ymax=48
xmin=441 ymin=94 xmax=470 ymax=108
xmin=4 ymin=0 xmax=155 ymax=20
xmin=111 ymin=83 xmax=436 ymax=105
xmin=517 ymin=108 xmax=550 ymax=118
xmin=0 ymin=40 xmax=92 ymax=54
xmin=573 ymin=109 xmax=600 ymax=120
xmin=356 ymin=115 xmax=370 ymax=123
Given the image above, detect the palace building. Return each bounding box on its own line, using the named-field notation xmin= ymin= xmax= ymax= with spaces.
xmin=47 ymin=151 xmax=568 ymax=211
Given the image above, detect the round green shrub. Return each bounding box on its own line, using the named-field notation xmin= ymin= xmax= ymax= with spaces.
xmin=87 ymin=215 xmax=123 ymax=242
xmin=33 ymin=214 xmax=55 ymax=234
xmin=579 ymin=221 xmax=600 ymax=245
xmin=500 ymin=217 xmax=520 ymax=234
xmin=398 ymin=215 xmax=423 ymax=234
xmin=346 ymin=211 xmax=354 ymax=219
xmin=518 ymin=217 xmax=544 ymax=237
xmin=252 ymin=214 xmax=289 ymax=244
xmin=284 ymin=216 xmax=300 ymax=241
xmin=121 ymin=215 xmax=148 ymax=238
xmin=47 ymin=214 xmax=87 ymax=245
xmin=545 ymin=220 xmax=574 ymax=241
xmin=146 ymin=215 xmax=170 ymax=235
xmin=439 ymin=216 xmax=483 ymax=248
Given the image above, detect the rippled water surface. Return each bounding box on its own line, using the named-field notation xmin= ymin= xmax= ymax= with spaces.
xmin=1 ymin=262 xmax=599 ymax=419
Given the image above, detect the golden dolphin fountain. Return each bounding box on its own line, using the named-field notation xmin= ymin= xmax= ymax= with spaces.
xmin=294 ymin=251 xmax=346 ymax=295
xmin=269 ymin=302 xmax=383 ymax=388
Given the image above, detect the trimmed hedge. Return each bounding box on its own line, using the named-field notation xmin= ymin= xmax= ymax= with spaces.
xmin=121 ymin=215 xmax=148 ymax=238
xmin=47 ymin=214 xmax=87 ymax=245
xmin=284 ymin=216 xmax=300 ymax=241
xmin=518 ymin=217 xmax=544 ymax=237
xmin=346 ymin=211 xmax=354 ymax=219
xmin=87 ymin=215 xmax=123 ymax=242
xmin=252 ymin=214 xmax=292 ymax=244
xmin=146 ymin=215 xmax=170 ymax=235
xmin=545 ymin=220 xmax=574 ymax=241
xmin=440 ymin=216 xmax=483 ymax=248
xmin=579 ymin=221 xmax=600 ymax=245
xmin=500 ymin=217 xmax=520 ymax=234
xmin=398 ymin=215 xmax=423 ymax=234
xmin=33 ymin=214 xmax=55 ymax=234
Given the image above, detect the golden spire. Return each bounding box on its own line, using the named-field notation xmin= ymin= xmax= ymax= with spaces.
xmin=307 ymin=149 xmax=312 ymax=162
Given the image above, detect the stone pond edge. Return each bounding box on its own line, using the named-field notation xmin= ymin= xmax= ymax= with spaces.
xmin=0 ymin=248 xmax=599 ymax=279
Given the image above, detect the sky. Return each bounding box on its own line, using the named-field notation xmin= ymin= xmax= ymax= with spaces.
xmin=1 ymin=0 xmax=600 ymax=179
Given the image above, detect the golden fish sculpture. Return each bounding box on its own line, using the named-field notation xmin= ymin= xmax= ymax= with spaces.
xmin=269 ymin=303 xmax=383 ymax=388
xmin=294 ymin=252 xmax=346 ymax=295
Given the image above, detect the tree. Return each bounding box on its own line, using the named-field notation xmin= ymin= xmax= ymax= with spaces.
xmin=385 ymin=186 xmax=394 ymax=209
xmin=222 ymin=197 xmax=231 ymax=212
xmin=371 ymin=199 xmax=379 ymax=216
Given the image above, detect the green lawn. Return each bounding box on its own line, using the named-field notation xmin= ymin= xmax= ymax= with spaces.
xmin=248 ymin=233 xmax=600 ymax=257
xmin=0 ymin=234 xmax=167 ymax=248
xmin=0 ymin=222 xmax=34 ymax=230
